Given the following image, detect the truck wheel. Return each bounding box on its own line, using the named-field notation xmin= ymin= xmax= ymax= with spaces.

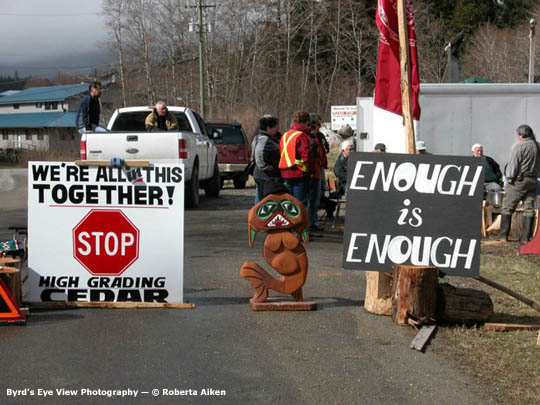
xmin=204 ymin=160 xmax=220 ymax=197
xmin=186 ymin=165 xmax=200 ymax=209
xmin=233 ymin=177 xmax=246 ymax=189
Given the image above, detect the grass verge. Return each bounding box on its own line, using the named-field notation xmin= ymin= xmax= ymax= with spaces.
xmin=435 ymin=241 xmax=540 ymax=404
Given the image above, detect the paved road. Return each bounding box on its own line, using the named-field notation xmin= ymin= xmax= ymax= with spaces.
xmin=0 ymin=173 xmax=499 ymax=404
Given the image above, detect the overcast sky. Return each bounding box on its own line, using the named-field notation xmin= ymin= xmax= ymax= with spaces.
xmin=0 ymin=0 xmax=110 ymax=76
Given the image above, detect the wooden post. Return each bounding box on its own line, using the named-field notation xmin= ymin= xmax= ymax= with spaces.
xmin=397 ymin=0 xmax=416 ymax=154
xmin=389 ymin=1 xmax=439 ymax=327
xmin=392 ymin=265 xmax=438 ymax=325
xmin=475 ymin=275 xmax=540 ymax=313
xmin=365 ymin=0 xmax=418 ymax=316
xmin=364 ymin=271 xmax=392 ymax=315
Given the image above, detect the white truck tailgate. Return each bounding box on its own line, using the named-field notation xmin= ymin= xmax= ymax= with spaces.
xmin=86 ymin=132 xmax=179 ymax=160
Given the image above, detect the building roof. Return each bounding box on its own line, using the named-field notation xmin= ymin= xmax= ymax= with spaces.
xmin=0 ymin=84 xmax=88 ymax=105
xmin=0 ymin=90 xmax=21 ymax=97
xmin=0 ymin=112 xmax=78 ymax=128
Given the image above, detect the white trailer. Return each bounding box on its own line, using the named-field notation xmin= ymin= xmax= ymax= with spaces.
xmin=356 ymin=83 xmax=540 ymax=166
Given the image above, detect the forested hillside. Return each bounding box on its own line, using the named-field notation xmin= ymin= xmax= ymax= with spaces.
xmin=100 ymin=0 xmax=540 ymax=123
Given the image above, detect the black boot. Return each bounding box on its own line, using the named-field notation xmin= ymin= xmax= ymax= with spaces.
xmin=494 ymin=214 xmax=512 ymax=241
xmin=520 ymin=216 xmax=535 ymax=243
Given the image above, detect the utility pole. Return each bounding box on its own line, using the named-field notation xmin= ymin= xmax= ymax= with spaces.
xmin=198 ymin=0 xmax=205 ymax=117
xmin=529 ymin=18 xmax=536 ymax=83
xmin=189 ymin=1 xmax=215 ymax=118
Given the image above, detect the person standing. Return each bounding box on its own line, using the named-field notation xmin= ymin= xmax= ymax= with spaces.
xmin=308 ymin=116 xmax=326 ymax=232
xmin=279 ymin=111 xmax=312 ymax=209
xmin=76 ymin=81 xmax=106 ymax=134
xmin=496 ymin=124 xmax=540 ymax=242
xmin=333 ymin=139 xmax=355 ymax=196
xmin=253 ymin=115 xmax=282 ymax=202
xmin=145 ymin=101 xmax=178 ymax=131
xmin=471 ymin=143 xmax=502 ymax=192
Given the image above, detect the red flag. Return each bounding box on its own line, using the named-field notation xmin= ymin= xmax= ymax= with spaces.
xmin=374 ymin=0 xmax=420 ymax=120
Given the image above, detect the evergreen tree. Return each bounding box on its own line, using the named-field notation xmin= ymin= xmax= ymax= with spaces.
xmin=0 ymin=74 xmax=30 ymax=93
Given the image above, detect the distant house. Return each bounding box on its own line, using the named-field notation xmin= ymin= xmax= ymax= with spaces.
xmin=0 ymin=83 xmax=91 ymax=157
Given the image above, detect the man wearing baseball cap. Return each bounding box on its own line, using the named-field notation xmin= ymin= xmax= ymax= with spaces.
xmin=471 ymin=143 xmax=502 ymax=192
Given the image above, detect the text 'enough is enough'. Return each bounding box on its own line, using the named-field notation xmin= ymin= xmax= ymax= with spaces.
xmin=349 ymin=161 xmax=483 ymax=196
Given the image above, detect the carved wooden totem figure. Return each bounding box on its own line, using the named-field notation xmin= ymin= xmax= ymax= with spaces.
xmin=240 ymin=188 xmax=309 ymax=304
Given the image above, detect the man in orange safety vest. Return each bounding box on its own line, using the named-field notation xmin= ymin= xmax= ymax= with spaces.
xmin=279 ymin=110 xmax=312 ymax=210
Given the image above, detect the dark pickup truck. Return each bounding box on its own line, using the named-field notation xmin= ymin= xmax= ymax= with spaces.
xmin=205 ymin=120 xmax=250 ymax=189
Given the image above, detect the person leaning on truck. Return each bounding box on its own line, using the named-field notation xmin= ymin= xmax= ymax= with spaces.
xmin=76 ymin=81 xmax=106 ymax=135
xmin=145 ymin=101 xmax=178 ymax=132
xmin=496 ymin=124 xmax=540 ymax=242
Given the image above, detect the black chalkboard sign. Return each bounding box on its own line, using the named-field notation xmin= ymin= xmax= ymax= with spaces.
xmin=342 ymin=152 xmax=484 ymax=277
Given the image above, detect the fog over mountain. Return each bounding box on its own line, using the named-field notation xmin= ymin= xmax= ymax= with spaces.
xmin=0 ymin=0 xmax=111 ymax=78
xmin=0 ymin=50 xmax=114 ymax=78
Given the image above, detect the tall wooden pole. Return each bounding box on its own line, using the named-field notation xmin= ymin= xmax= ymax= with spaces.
xmin=365 ymin=0 xmax=418 ymax=316
xmin=397 ymin=0 xmax=416 ymax=154
xmin=365 ymin=1 xmax=420 ymax=316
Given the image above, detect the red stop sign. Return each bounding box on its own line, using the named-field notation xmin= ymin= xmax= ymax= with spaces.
xmin=73 ymin=209 xmax=140 ymax=276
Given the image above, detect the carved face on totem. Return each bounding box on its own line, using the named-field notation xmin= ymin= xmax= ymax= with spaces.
xmin=248 ymin=192 xmax=308 ymax=246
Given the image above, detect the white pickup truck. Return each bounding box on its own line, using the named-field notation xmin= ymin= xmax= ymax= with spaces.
xmin=79 ymin=106 xmax=220 ymax=208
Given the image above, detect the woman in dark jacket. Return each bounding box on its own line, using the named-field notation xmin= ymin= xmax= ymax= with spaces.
xmin=253 ymin=116 xmax=282 ymax=203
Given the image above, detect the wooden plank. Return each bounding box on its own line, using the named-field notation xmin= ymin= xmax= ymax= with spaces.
xmin=410 ymin=325 xmax=437 ymax=351
xmin=486 ymin=214 xmax=501 ymax=234
xmin=485 ymin=204 xmax=494 ymax=228
xmin=481 ymin=201 xmax=487 ymax=237
xmin=0 ymin=257 xmax=21 ymax=266
xmin=0 ymin=267 xmax=19 ymax=274
xmin=75 ymin=160 xmax=150 ymax=167
xmin=249 ymin=299 xmax=317 ymax=311
xmin=484 ymin=323 xmax=540 ymax=332
xmin=27 ymin=301 xmax=194 ymax=309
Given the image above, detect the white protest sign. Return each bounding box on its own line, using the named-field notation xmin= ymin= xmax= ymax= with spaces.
xmin=331 ymin=105 xmax=357 ymax=131
xmin=27 ymin=162 xmax=184 ymax=303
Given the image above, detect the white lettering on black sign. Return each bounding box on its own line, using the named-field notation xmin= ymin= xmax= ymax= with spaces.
xmin=342 ymin=153 xmax=484 ymax=277
xmin=38 ymin=275 xmax=169 ymax=302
